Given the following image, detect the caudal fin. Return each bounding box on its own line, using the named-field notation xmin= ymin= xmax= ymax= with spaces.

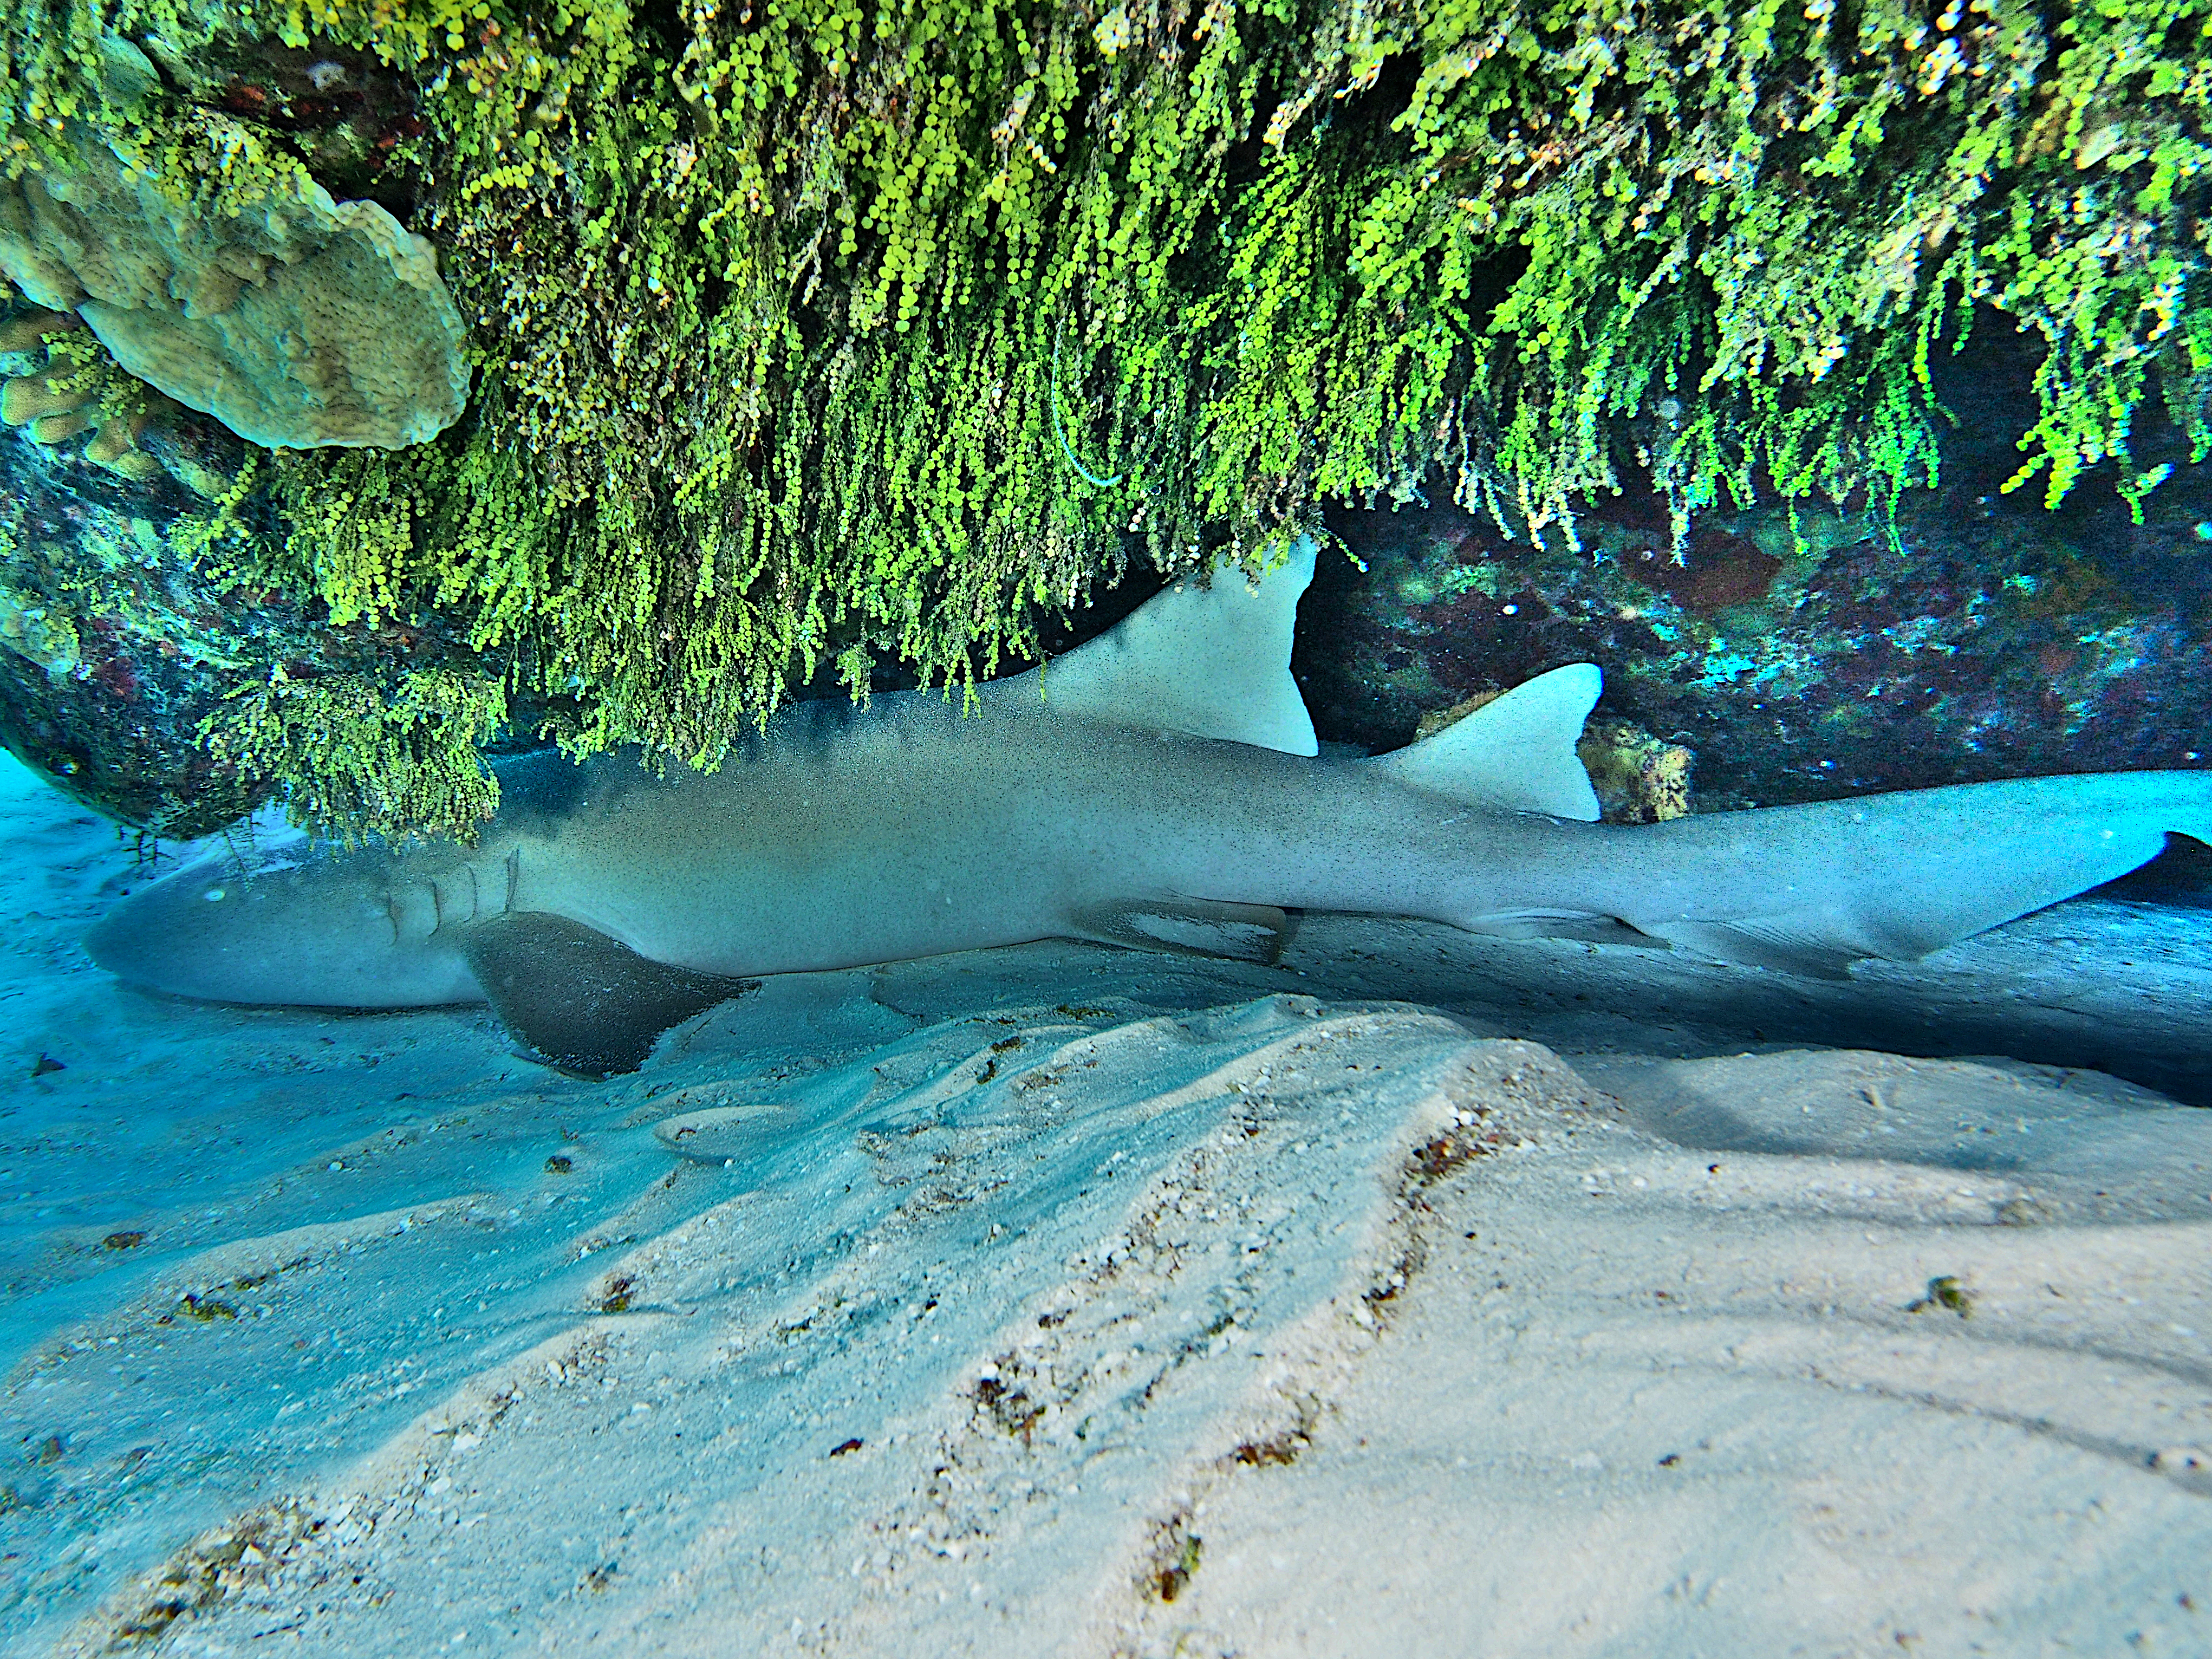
xmin=1619 ymin=770 xmax=2212 ymax=977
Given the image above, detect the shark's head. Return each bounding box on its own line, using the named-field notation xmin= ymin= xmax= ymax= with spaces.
xmin=84 ymin=844 xmax=485 ymax=1009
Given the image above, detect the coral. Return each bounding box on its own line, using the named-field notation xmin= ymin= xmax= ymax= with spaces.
xmin=81 ymin=404 xmax=172 ymax=483
xmin=0 ymin=131 xmax=470 ymax=449
xmin=0 ymin=0 xmax=2202 ymax=838
xmin=1578 ymin=719 xmax=1695 ymax=824
xmin=3 ymin=310 xmax=137 ymax=459
xmin=1 ymin=310 xmax=255 ymax=488
xmin=0 ymin=295 xmax=486 ymax=838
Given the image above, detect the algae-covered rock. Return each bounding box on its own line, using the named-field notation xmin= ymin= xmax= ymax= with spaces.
xmin=0 ymin=0 xmax=2204 ymax=844
xmin=1299 ymin=336 xmax=2212 ymax=816
xmin=1576 ymin=720 xmax=1694 ymax=825
xmin=0 ymin=133 xmax=467 ymax=450
xmin=0 ymin=288 xmax=498 ymax=840
xmin=0 ymin=583 xmax=80 ymax=678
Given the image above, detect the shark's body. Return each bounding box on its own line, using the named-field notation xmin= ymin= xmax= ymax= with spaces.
xmin=88 ymin=541 xmax=2212 ymax=1072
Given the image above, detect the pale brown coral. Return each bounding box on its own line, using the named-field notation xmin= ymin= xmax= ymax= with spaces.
xmin=0 ymin=306 xmax=71 ymax=370
xmin=0 ymin=133 xmax=469 ymax=450
xmin=2 ymin=313 xmax=221 ymax=487
xmin=1578 ymin=718 xmax=1695 ymax=823
xmin=28 ymin=406 xmax=95 ymax=444
xmin=83 ymin=408 xmax=170 ymax=482
xmin=1 ymin=369 xmax=88 ymax=427
xmin=1 ymin=321 xmax=110 ymax=448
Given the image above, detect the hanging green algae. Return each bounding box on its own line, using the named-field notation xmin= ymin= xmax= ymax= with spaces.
xmin=0 ymin=0 xmax=2204 ymax=838
xmin=200 ymin=662 xmax=508 ymax=842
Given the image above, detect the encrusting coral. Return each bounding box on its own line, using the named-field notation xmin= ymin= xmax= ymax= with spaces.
xmin=0 ymin=0 xmax=2204 ymax=840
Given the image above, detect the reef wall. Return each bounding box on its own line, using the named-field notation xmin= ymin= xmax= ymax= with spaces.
xmin=0 ymin=0 xmax=2204 ymax=838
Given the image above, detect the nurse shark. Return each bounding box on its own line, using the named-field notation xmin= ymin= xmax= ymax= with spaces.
xmin=86 ymin=539 xmax=2212 ymax=1074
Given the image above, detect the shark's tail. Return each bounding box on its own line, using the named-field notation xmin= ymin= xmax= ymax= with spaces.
xmin=1608 ymin=770 xmax=2212 ymax=978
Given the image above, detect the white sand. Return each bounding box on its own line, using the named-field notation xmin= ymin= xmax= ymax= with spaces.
xmin=2 ymin=752 xmax=2208 ymax=1656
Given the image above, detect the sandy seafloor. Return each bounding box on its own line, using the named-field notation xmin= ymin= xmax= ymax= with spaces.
xmin=1 ymin=753 xmax=2209 ymax=1658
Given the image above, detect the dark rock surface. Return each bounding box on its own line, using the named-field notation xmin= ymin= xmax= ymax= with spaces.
xmin=1297 ymin=339 xmax=2212 ymax=815
xmin=0 ymin=297 xmax=483 ymax=837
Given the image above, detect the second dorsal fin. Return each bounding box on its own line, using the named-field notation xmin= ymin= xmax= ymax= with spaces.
xmin=1020 ymin=535 xmax=1319 ymax=755
xmin=1371 ymin=665 xmax=1604 ymax=821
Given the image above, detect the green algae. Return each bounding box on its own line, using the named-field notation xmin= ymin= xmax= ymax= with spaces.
xmin=0 ymin=0 xmax=2204 ymax=838
xmin=199 ymin=662 xmax=508 ymax=842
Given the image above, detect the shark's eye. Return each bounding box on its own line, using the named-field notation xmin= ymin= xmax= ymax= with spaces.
xmin=204 ymin=887 xmax=226 ymax=902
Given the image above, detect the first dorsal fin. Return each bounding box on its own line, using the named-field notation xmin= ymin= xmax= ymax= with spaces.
xmin=1372 ymin=665 xmax=1603 ymax=821
xmin=1020 ymin=535 xmax=1319 ymax=755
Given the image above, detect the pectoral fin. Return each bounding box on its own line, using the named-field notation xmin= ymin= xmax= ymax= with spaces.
xmin=1069 ymin=898 xmax=1294 ymax=965
xmin=459 ymin=912 xmax=760 ymax=1076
